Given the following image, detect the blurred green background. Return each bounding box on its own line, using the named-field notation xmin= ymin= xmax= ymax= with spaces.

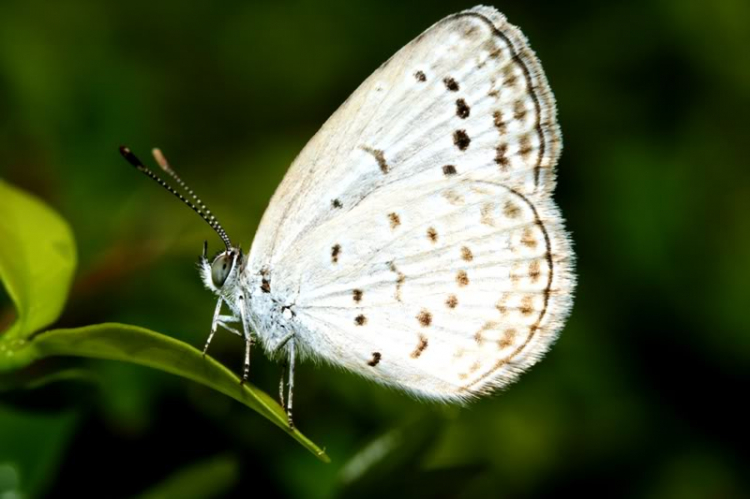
xmin=1 ymin=0 xmax=749 ymax=497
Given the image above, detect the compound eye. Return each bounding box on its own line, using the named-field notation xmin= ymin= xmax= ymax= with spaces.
xmin=211 ymin=254 xmax=232 ymax=288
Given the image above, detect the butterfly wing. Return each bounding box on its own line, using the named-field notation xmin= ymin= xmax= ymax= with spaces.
xmin=293 ymin=177 xmax=574 ymax=399
xmin=248 ymin=6 xmax=574 ymax=399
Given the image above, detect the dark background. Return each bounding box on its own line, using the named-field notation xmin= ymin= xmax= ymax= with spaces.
xmin=1 ymin=0 xmax=749 ymax=497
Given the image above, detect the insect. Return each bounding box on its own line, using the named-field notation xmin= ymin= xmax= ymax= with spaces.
xmin=121 ymin=5 xmax=575 ymax=427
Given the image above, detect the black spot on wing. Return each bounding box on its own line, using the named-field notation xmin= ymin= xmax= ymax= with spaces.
xmin=368 ymin=352 xmax=381 ymax=366
xmin=456 ymin=99 xmax=470 ymax=119
xmin=453 ymin=130 xmax=471 ymax=151
xmin=443 ymin=77 xmax=459 ymax=91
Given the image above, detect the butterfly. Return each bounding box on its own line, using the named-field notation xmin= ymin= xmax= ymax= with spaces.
xmin=121 ymin=5 xmax=575 ymax=428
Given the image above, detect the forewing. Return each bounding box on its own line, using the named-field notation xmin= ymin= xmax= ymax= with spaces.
xmin=250 ymin=6 xmax=561 ymax=268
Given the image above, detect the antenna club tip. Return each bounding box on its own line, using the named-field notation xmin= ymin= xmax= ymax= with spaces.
xmin=119 ymin=146 xmax=143 ymax=168
xmin=152 ymin=148 xmax=170 ymax=172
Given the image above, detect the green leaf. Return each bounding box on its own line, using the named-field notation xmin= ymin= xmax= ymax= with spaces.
xmin=27 ymin=323 xmax=329 ymax=462
xmin=0 ymin=179 xmax=76 ymax=370
xmin=137 ymin=454 xmax=239 ymax=499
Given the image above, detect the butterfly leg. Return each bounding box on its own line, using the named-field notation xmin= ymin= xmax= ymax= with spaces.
xmin=238 ymin=297 xmax=252 ymax=384
xmin=286 ymin=338 xmax=296 ymax=429
xmin=278 ymin=360 xmax=287 ymax=409
xmin=269 ymin=332 xmax=295 ymax=423
xmin=203 ymin=298 xmax=225 ymax=356
xmin=216 ymin=316 xmax=242 ymax=337
xmin=270 ymin=332 xmax=295 ymax=355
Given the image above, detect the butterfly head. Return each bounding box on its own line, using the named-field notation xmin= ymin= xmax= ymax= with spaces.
xmin=200 ymin=241 xmax=244 ymax=296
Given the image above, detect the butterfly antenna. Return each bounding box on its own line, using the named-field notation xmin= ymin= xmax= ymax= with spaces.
xmin=152 ymin=148 xmax=218 ymax=227
xmin=119 ymin=146 xmax=233 ymax=250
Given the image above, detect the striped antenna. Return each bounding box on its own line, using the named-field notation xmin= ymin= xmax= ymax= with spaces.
xmin=120 ymin=146 xmax=233 ymax=250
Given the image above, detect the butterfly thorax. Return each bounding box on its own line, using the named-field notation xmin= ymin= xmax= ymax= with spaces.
xmin=244 ymin=266 xmax=302 ymax=358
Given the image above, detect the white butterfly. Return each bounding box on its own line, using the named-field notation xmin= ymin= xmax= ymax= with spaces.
xmin=122 ymin=5 xmax=575 ymax=427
